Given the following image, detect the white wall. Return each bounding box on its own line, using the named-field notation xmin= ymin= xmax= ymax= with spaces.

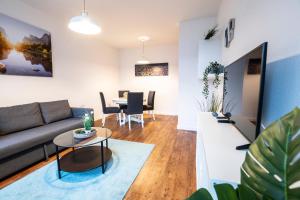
xmin=178 ymin=17 xmax=217 ymax=131
xmin=119 ymin=45 xmax=178 ymax=115
xmin=0 ymin=0 xmax=119 ymax=119
xmin=217 ymin=0 xmax=300 ymax=65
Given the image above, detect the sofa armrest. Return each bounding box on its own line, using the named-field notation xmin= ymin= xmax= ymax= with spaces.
xmin=71 ymin=107 xmax=94 ymax=121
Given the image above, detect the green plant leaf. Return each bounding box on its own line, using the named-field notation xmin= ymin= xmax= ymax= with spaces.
xmin=214 ymin=183 xmax=239 ymax=200
xmin=241 ymin=107 xmax=300 ymax=200
xmin=186 ymin=188 xmax=214 ymax=200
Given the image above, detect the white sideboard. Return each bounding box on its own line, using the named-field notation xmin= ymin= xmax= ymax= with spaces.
xmin=196 ymin=112 xmax=248 ymax=195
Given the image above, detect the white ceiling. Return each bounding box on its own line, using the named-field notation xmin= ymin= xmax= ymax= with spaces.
xmin=21 ymin=0 xmax=221 ymax=48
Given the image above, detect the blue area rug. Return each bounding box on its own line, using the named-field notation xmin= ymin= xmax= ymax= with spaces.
xmin=0 ymin=139 xmax=154 ymax=200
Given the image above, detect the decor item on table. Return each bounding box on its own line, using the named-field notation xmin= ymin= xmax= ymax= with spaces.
xmin=68 ymin=0 xmax=101 ymax=35
xmin=202 ymin=61 xmax=224 ymax=99
xmin=83 ymin=112 xmax=93 ymax=131
xmin=204 ymin=25 xmax=218 ymax=40
xmin=136 ymin=36 xmax=150 ymax=64
xmin=135 ymin=63 xmax=168 ymax=76
xmin=73 ymin=128 xmax=96 ymax=139
xmin=0 ymin=13 xmax=52 ymax=77
xmin=187 ymin=107 xmax=300 ymax=200
xmin=224 ymin=18 xmax=235 ymax=48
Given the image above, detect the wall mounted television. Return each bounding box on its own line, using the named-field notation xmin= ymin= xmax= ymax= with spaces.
xmin=222 ymin=42 xmax=268 ymax=143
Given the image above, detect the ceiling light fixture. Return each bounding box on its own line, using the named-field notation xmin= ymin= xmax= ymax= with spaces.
xmin=137 ymin=36 xmax=150 ymax=64
xmin=68 ymin=0 xmax=101 ymax=35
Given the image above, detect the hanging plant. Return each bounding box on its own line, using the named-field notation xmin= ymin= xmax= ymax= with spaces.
xmin=202 ymin=61 xmax=224 ymax=99
xmin=204 ymin=25 xmax=218 ymax=40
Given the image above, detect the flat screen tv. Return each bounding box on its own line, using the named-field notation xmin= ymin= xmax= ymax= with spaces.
xmin=222 ymin=42 xmax=268 ymax=143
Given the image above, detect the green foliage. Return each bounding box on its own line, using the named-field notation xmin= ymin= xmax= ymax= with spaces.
xmin=198 ymin=93 xmax=222 ymax=112
xmin=187 ymin=107 xmax=300 ymax=200
xmin=241 ymin=107 xmax=300 ymax=199
xmin=202 ymin=61 xmax=224 ymax=99
xmin=187 ymin=188 xmax=214 ymax=200
xmin=204 ymin=25 xmax=218 ymax=40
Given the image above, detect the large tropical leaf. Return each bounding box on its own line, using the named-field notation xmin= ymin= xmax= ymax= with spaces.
xmin=187 ymin=188 xmax=214 ymax=200
xmin=187 ymin=108 xmax=300 ymax=200
xmin=241 ymin=107 xmax=300 ymax=199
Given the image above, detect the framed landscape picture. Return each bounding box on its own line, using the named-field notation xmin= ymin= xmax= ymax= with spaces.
xmin=0 ymin=13 xmax=53 ymax=77
xmin=135 ymin=63 xmax=168 ymax=76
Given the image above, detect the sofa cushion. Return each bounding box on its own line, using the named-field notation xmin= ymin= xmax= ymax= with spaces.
xmin=39 ymin=100 xmax=72 ymax=124
xmin=0 ymin=118 xmax=83 ymax=160
xmin=0 ymin=103 xmax=44 ymax=136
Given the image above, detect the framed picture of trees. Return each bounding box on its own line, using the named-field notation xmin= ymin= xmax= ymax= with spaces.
xmin=0 ymin=13 xmax=52 ymax=77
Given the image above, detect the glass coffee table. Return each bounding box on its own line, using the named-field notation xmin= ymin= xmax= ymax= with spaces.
xmin=53 ymin=127 xmax=112 ymax=179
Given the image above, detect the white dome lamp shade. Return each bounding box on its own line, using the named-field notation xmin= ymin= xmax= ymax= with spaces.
xmin=136 ymin=36 xmax=150 ymax=64
xmin=68 ymin=0 xmax=101 ymax=35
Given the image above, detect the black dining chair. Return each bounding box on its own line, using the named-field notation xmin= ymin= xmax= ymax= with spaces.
xmin=123 ymin=92 xmax=144 ymax=130
xmin=143 ymin=91 xmax=156 ymax=120
xmin=99 ymin=92 xmax=121 ymax=127
xmin=118 ymin=90 xmax=129 ymax=110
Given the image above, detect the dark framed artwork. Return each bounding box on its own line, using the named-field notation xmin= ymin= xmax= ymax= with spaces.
xmin=135 ymin=63 xmax=168 ymax=76
xmin=225 ymin=27 xmax=229 ymax=48
xmin=0 ymin=13 xmax=53 ymax=77
xmin=225 ymin=18 xmax=235 ymax=48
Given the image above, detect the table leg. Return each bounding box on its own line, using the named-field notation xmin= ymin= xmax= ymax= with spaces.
xmin=106 ymin=139 xmax=108 ymax=149
xmin=56 ymin=145 xmax=62 ymax=179
xmin=101 ymin=141 xmax=105 ymax=173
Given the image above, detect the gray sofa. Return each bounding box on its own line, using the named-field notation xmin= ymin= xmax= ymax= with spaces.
xmin=0 ymin=100 xmax=94 ymax=180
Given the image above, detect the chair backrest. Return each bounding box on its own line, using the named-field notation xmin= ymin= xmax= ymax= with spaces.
xmin=99 ymin=92 xmax=107 ymax=113
xmin=118 ymin=90 xmax=130 ymax=98
xmin=126 ymin=92 xmax=144 ymax=115
xmin=147 ymin=91 xmax=155 ymax=108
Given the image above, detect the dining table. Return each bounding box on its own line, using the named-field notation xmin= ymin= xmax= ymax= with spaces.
xmin=112 ymin=97 xmax=146 ymax=105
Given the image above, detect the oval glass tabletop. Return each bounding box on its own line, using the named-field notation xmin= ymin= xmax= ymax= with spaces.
xmin=53 ymin=127 xmax=112 ymax=148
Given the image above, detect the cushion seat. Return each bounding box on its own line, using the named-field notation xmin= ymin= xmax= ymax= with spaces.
xmin=143 ymin=105 xmax=153 ymax=110
xmin=104 ymin=107 xmax=120 ymax=114
xmin=0 ymin=118 xmax=82 ymax=160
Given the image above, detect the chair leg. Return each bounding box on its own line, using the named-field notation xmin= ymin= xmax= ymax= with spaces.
xmin=118 ymin=113 xmax=122 ymax=126
xmin=141 ymin=114 xmax=144 ymax=128
xmin=128 ymin=115 xmax=131 ymax=130
xmin=152 ymin=110 xmax=155 ymax=120
xmin=102 ymin=114 xmax=106 ymax=127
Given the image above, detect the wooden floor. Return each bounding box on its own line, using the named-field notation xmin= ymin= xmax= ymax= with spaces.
xmin=0 ymin=115 xmax=196 ymax=200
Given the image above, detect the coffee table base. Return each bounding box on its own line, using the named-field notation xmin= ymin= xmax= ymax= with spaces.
xmin=56 ymin=146 xmax=112 ymax=178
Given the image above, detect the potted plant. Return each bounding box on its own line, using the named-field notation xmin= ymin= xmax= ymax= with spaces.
xmin=199 ymin=61 xmax=224 ymax=112
xmin=188 ymin=107 xmax=300 ymax=200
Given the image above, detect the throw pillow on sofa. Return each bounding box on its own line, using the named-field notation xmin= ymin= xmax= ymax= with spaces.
xmin=39 ymin=100 xmax=72 ymax=124
xmin=0 ymin=102 xmax=44 ymax=135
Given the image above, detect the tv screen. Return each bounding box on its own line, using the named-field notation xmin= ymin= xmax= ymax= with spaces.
xmin=223 ymin=43 xmax=267 ymax=142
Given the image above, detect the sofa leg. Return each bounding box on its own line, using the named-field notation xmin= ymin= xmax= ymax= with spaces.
xmin=43 ymin=144 xmax=49 ymax=161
